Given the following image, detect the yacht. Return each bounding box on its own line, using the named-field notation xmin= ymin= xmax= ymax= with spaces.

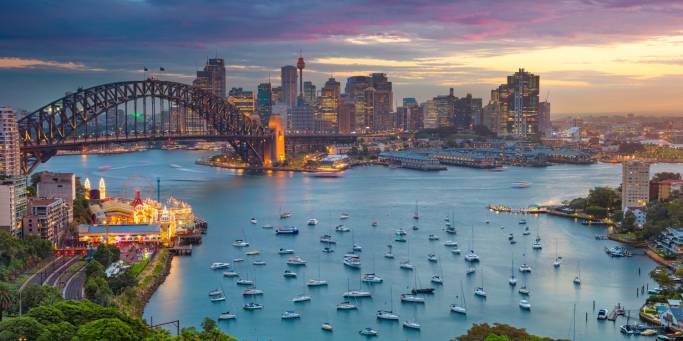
xmin=352 ymin=244 xmax=363 ymax=252
xmin=232 ymin=258 xmax=244 ymax=263
xmin=466 ymin=266 xmax=476 ymax=275
xmin=281 ymin=311 xmax=300 ymax=319
xmin=210 ymin=295 xmax=226 ymax=302
xmin=208 ymin=289 xmax=223 ymax=296
xmin=278 ymin=248 xmax=294 ymax=255
xmin=223 ymin=271 xmax=239 ymax=277
xmin=445 ymin=226 xmax=457 ymax=234
xmin=396 ymin=228 xmax=408 ymax=236
xmin=336 ymin=301 xmax=358 ymax=310
xmin=444 ymin=240 xmax=458 ymax=247
xmin=287 ymin=256 xmax=307 ymax=266
xmin=620 ymin=324 xmax=639 ymax=335
xmin=519 ymin=299 xmax=531 ymax=310
xmin=597 ymin=309 xmax=608 ymax=320
xmin=384 ymin=245 xmax=395 ymax=259
xmin=320 ymin=234 xmax=336 ymax=244
xmin=532 ymin=237 xmax=542 ymax=250
xmin=242 ymin=288 xmax=264 ymax=296
xmin=400 ymin=294 xmax=425 ymax=303
xmin=428 ymin=234 xmax=440 ymax=241
xmin=210 ymin=262 xmax=231 ymax=270
xmin=400 ymin=261 xmax=415 ymax=270
xmin=250 ymin=218 xmax=257 ymax=224
xmin=518 ymin=263 xmax=532 ymax=273
xmin=371 ymin=221 xmax=378 ymax=227
xmin=412 ymin=225 xmax=419 ymax=231
xmin=509 ymin=275 xmax=517 ymax=286
xmin=376 ymin=310 xmax=399 ymax=320
xmin=343 ymin=255 xmax=361 ymax=268
xmin=339 ymin=213 xmax=350 ymax=220
xmin=413 ymin=201 xmax=420 ymax=220
xmin=306 ymin=279 xmax=328 ymax=287
xmin=574 ymin=263 xmax=582 ymax=285
xmin=553 ymin=257 xmax=562 ymax=268
xmin=245 ymin=250 xmax=260 ymax=256
xmin=359 ymin=327 xmax=378 ymax=336
xmin=451 ymin=248 xmax=462 ymax=255
xmin=218 ymin=311 xmax=236 ymax=320
xmin=322 ymin=247 xmax=334 ymax=253
xmin=395 ymin=234 xmax=407 ymax=242
xmin=307 ymin=218 xmax=319 ymax=226
xmin=283 ymin=270 xmax=297 ymax=278
xmin=361 ymin=273 xmax=383 ymax=283
xmin=450 ymin=303 xmax=467 ymax=315
xmin=236 ymin=279 xmax=254 ymax=286
xmin=403 ymin=320 xmax=421 ymax=330
xmin=523 ymin=226 xmax=531 ymax=235
xmin=573 ymin=276 xmax=581 ymax=285
xmin=232 ymin=240 xmax=249 ymax=247
xmin=464 ymin=250 xmax=480 ymax=262
xmin=519 ymin=219 xmax=527 ymax=225
xmin=431 ymin=275 xmax=444 ymax=284
xmin=518 ymin=286 xmax=530 ymax=295
xmin=508 ymin=233 xmax=514 ymax=241
xmin=427 ymin=253 xmax=438 ymax=262
xmin=321 ymin=322 xmax=333 ymax=331
xmin=275 ymin=226 xmax=299 ymax=235
xmin=279 ymin=211 xmax=292 ymax=219
xmin=335 ymin=224 xmax=350 ymax=232
xmin=292 ymin=294 xmax=311 ymax=303
xmin=344 ymin=290 xmax=372 ymax=298
xmin=243 ymin=302 xmax=263 ymax=310
xmin=474 ymin=287 xmax=487 ymax=297
xmin=252 ymin=260 xmax=266 ymax=266
xmin=411 ymin=287 xmax=434 ymax=294
xmin=261 ymin=224 xmax=273 ymax=229
xmin=510 ymin=239 xmax=517 ymax=245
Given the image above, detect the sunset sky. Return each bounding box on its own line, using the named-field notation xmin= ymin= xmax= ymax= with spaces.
xmin=1 ymin=0 xmax=683 ymax=115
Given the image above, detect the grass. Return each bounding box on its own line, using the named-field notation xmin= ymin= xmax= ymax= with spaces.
xmin=129 ymin=257 xmax=151 ymax=277
xmin=611 ymin=232 xmax=638 ymax=240
xmin=113 ymin=249 xmax=171 ymax=317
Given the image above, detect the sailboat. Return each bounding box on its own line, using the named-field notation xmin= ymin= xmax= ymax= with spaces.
xmin=343 ymin=277 xmax=371 ymax=298
xmin=464 ymin=226 xmax=480 ymax=262
xmin=474 ymin=271 xmax=487 ymax=298
xmin=351 ymin=231 xmax=362 ymax=252
xmin=432 ymin=256 xmax=444 ymax=284
xmin=445 ymin=210 xmax=456 ymax=234
xmin=362 ymin=255 xmax=383 ymax=283
xmin=553 ymin=240 xmax=562 ymax=268
xmin=307 ymin=256 xmax=328 ymax=287
xmin=518 ymin=273 xmax=530 ymax=295
xmin=450 ymin=282 xmax=467 ymax=314
xmin=411 ymin=267 xmax=435 ymax=294
xmin=509 ymin=256 xmax=517 ymax=286
xmin=518 ymin=252 xmax=532 ymax=273
xmin=384 ymin=244 xmax=394 ymax=259
xmin=403 ymin=305 xmax=421 ymax=330
xmin=377 ymin=286 xmax=399 ymax=320
xmin=413 ymin=201 xmax=419 ymax=220
xmin=292 ymin=273 xmax=311 ymax=303
xmin=532 ymin=224 xmax=542 ymax=249
xmin=573 ymin=262 xmax=582 ymax=285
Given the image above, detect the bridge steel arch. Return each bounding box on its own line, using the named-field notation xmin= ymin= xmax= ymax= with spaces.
xmin=18 ymin=79 xmax=274 ymax=173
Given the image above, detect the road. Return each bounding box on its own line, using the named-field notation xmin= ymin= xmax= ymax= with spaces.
xmin=20 ymin=256 xmax=65 ymax=291
xmin=62 ymin=266 xmax=86 ymax=300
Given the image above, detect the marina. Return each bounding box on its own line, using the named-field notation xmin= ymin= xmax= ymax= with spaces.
xmin=36 ymin=150 xmax=683 ymax=340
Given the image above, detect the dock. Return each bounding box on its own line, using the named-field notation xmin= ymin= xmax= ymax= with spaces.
xmin=169 ymin=245 xmax=192 ymax=256
xmin=607 ymin=304 xmax=625 ymax=321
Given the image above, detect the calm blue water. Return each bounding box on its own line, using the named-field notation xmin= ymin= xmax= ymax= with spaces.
xmin=39 ymin=151 xmax=683 ymax=340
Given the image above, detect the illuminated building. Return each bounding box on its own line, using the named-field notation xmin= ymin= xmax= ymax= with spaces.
xmin=268 ymin=114 xmax=286 ymax=163
xmin=257 ymin=82 xmax=272 ymax=126
xmin=84 ymin=178 xmax=91 ymax=199
xmin=98 ymin=178 xmax=106 ymax=199
xmin=454 ymin=94 xmax=482 ymax=130
xmin=22 ymin=197 xmax=69 ymax=245
xmin=622 ymin=161 xmax=650 ymax=210
xmin=37 ymin=172 xmax=75 ymax=223
xmin=0 ymin=106 xmax=21 ymax=177
xmin=193 ymin=58 xmax=226 ymax=98
xmin=433 ymin=88 xmax=456 ymax=128
xmin=281 ymin=65 xmax=297 ymax=109
xmin=303 ymin=81 xmax=316 ymax=105
xmin=421 ymin=99 xmax=438 ymax=129
xmin=370 ymin=73 xmax=393 ymax=129
xmin=228 ymin=87 xmax=256 ymax=118
xmin=320 ymin=78 xmax=340 ymax=130
xmin=337 ymin=95 xmax=355 ymax=134
xmin=491 ymin=68 xmax=540 ymax=138
xmin=297 ymin=53 xmax=305 ymax=97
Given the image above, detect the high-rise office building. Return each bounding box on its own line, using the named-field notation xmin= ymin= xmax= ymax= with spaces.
xmin=303 ymin=81 xmax=316 ymax=105
xmin=193 ymin=58 xmax=226 ymax=98
xmin=370 ymin=73 xmax=393 ymax=129
xmin=454 ymin=93 xmax=482 ymax=130
xmin=271 ymin=86 xmax=282 ymax=104
xmin=257 ymin=83 xmax=273 ymax=126
xmin=320 ymin=78 xmax=340 ymax=130
xmin=433 ymin=88 xmax=456 ymax=128
xmin=421 ymin=100 xmax=438 ymax=129
xmin=228 ymin=88 xmax=255 ymax=118
xmin=0 ymin=180 xmax=17 ymax=233
xmin=538 ymin=101 xmax=551 ymax=137
xmin=622 ymin=161 xmax=650 ymax=210
xmin=337 ymin=95 xmax=355 ymax=134
xmin=281 ymin=66 xmax=298 ymax=109
xmin=343 ymin=74 xmax=393 ymax=131
xmin=490 ymin=68 xmax=540 ymax=138
xmin=0 ymin=107 xmax=20 ymax=177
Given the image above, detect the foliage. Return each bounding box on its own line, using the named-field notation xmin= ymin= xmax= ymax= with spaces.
xmin=74 ymin=317 xmax=137 ymax=341
xmin=17 ymin=284 xmax=63 ymax=314
xmin=640 ymin=198 xmax=683 ymax=240
xmin=618 ymin=142 xmax=644 ymax=154
xmin=93 ymin=244 xmax=120 ymax=269
xmin=72 ymin=176 xmax=91 ymax=226
xmin=622 ymin=211 xmax=637 ymax=231
xmin=0 ymin=282 xmax=14 ymax=321
xmin=108 ymin=268 xmax=138 ymax=295
xmin=653 ymin=172 xmax=682 ymax=182
xmin=177 ymin=318 xmax=237 ymax=341
xmin=585 ymin=205 xmax=608 ymax=218
xmin=85 ymin=260 xmax=105 ymax=277
xmin=85 ymin=273 xmax=113 ymax=306
xmin=568 ymin=198 xmax=587 ymax=210
xmin=634 ymin=145 xmax=683 ymax=161
xmin=587 ymin=187 xmax=620 ymax=210
xmin=0 ymin=232 xmax=53 ymax=281
xmin=458 ymin=323 xmax=568 ymax=341
xmin=0 ymin=316 xmax=46 ymax=340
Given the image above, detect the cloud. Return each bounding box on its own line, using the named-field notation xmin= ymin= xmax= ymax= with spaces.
xmin=344 ymin=34 xmax=411 ymax=45
xmin=0 ymin=57 xmax=105 ymax=71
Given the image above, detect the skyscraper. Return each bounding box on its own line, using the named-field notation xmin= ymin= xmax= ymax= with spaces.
xmin=193 ymin=58 xmax=226 ymax=98
xmin=228 ymin=88 xmax=255 ymax=118
xmin=370 ymin=73 xmax=393 ymax=130
xmin=433 ymin=88 xmax=456 ymax=128
xmin=421 ymin=100 xmax=438 ymax=129
xmin=320 ymin=78 xmax=340 ymax=130
xmin=281 ymin=65 xmax=298 ymax=109
xmin=622 ymin=161 xmax=650 ymax=210
xmin=454 ymin=93 xmax=482 ymax=130
xmin=491 ymin=68 xmax=540 ymax=139
xmin=538 ymin=101 xmax=551 ymax=137
xmin=303 ymin=81 xmax=316 ymax=105
xmin=0 ymin=107 xmax=20 ymax=177
xmin=257 ymin=83 xmax=273 ymax=126
xmin=337 ymin=95 xmax=355 ymax=134
xmin=343 ymin=74 xmax=394 ymax=131
xmin=297 ymin=54 xmax=306 ymax=97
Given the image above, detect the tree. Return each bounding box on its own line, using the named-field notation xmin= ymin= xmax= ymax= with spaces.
xmin=74 ymin=317 xmax=137 ymax=341
xmin=26 ymin=305 xmax=65 ymax=325
xmin=107 ymin=268 xmax=137 ymax=295
xmin=0 ymin=316 xmax=46 ymax=340
xmin=93 ymin=245 xmax=120 ymax=268
xmin=568 ymin=198 xmax=587 ymax=210
xmin=585 ymin=205 xmax=608 ymax=218
xmin=0 ymin=282 xmax=15 ymax=321
xmin=85 ymin=260 xmax=105 ymax=277
xmin=39 ymin=321 xmax=77 ymax=341
xmin=652 ymin=172 xmax=682 ymax=183
xmin=587 ymin=187 xmax=620 ymax=210
xmin=19 ymin=284 xmax=63 ymax=313
xmin=622 ymin=211 xmax=637 ymax=231
xmin=84 ymin=275 xmax=113 ymax=306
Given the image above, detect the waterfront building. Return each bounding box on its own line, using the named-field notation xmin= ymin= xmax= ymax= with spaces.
xmin=655 ymin=228 xmax=683 ymax=257
xmin=193 ymin=58 xmax=226 ymax=99
xmin=320 ymin=78 xmax=340 ymax=130
xmin=37 ymin=172 xmax=76 ymax=223
xmin=281 ymin=65 xmax=298 ymax=109
xmin=430 ymin=150 xmax=499 ymax=169
xmin=228 ymin=87 xmax=256 ymax=118
xmin=1 ymin=106 xmax=21 ymax=177
xmin=22 ymin=197 xmax=69 ymax=245
xmin=622 ymin=160 xmax=650 ymax=210
xmin=257 ymin=82 xmax=273 ymax=126
xmin=370 ymin=73 xmax=393 ymax=130
xmin=379 ymin=152 xmax=446 ymax=171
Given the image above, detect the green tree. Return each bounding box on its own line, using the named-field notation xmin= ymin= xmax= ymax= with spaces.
xmin=107 ymin=268 xmax=137 ymax=295
xmin=652 ymin=172 xmax=682 ymax=182
xmin=568 ymin=198 xmax=587 ymax=210
xmin=622 ymin=211 xmax=637 ymax=231
xmin=85 ymin=260 xmax=105 ymax=277
xmin=485 ymin=334 xmax=511 ymax=341
xmin=19 ymin=284 xmax=63 ymax=313
xmin=585 ymin=205 xmax=608 ymax=218
xmin=0 ymin=282 xmax=14 ymax=321
xmin=26 ymin=304 xmax=65 ymax=325
xmin=93 ymin=245 xmax=120 ymax=268
xmin=39 ymin=321 xmax=77 ymax=341
xmin=0 ymin=316 xmax=46 ymax=340
xmin=84 ymin=275 xmax=113 ymax=306
xmin=587 ymin=187 xmax=620 ymax=210
xmin=74 ymin=317 xmax=137 ymax=341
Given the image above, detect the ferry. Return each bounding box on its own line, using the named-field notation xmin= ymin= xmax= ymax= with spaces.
xmin=276 ymin=226 xmax=299 ymax=235
xmin=310 ymin=171 xmax=344 ymax=178
xmin=511 ymin=182 xmax=530 ymax=188
xmin=210 ymin=262 xmax=231 ymax=270
xmin=243 ymin=302 xmax=263 ymax=310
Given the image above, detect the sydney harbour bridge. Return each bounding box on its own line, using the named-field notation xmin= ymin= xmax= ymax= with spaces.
xmin=17 ymin=79 xmax=359 ymax=174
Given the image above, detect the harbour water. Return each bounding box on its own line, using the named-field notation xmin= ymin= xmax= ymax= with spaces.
xmin=38 ymin=151 xmax=683 ymax=340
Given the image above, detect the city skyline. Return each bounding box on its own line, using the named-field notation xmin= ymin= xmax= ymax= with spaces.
xmin=2 ymin=1 xmax=683 ymax=115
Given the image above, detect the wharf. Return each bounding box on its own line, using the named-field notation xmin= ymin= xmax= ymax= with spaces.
xmin=169 ymin=245 xmax=192 ymax=256
xmin=487 ymin=204 xmax=546 ymax=214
